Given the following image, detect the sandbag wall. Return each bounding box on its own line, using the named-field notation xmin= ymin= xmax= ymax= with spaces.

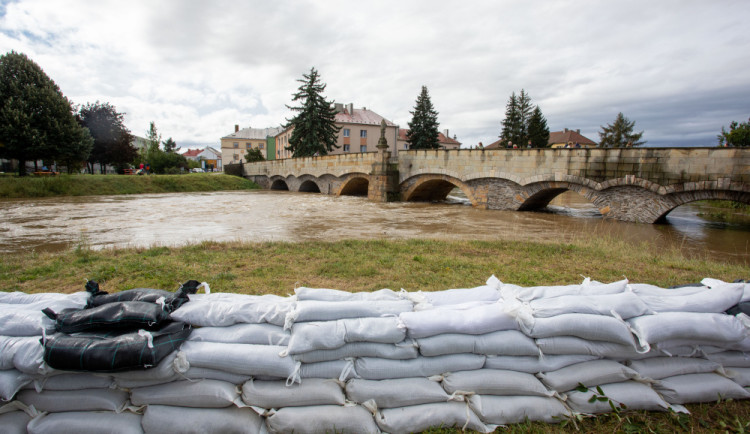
xmin=2 ymin=276 xmax=750 ymax=434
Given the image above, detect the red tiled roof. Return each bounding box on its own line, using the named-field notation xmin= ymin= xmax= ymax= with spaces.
xmin=336 ymin=108 xmax=396 ymax=126
xmin=484 ymin=139 xmax=504 ymax=149
xmin=398 ymin=129 xmax=461 ymax=146
xmin=182 ymin=149 xmax=202 ymax=157
xmin=548 ymin=130 xmax=597 ymax=146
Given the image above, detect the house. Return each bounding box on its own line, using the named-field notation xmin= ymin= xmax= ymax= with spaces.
xmin=275 ymin=103 xmax=399 ymax=159
xmin=221 ymin=126 xmax=283 ymax=166
xmin=549 ymin=129 xmax=597 ymax=148
xmin=181 ymin=146 xmax=223 ymax=171
xmin=396 ymin=129 xmax=461 ymax=151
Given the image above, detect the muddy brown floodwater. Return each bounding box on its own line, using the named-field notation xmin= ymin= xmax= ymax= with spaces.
xmin=0 ymin=190 xmax=748 ymax=264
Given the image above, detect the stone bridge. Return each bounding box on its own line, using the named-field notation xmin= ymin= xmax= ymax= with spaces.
xmin=241 ymin=147 xmax=750 ymax=223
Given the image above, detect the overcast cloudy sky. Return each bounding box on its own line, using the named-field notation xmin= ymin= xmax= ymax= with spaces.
xmin=1 ymin=0 xmax=748 ymax=148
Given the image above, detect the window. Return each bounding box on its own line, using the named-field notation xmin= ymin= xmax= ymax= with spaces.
xmin=343 ymin=129 xmax=350 ymax=137
xmin=247 ymin=144 xmax=252 ymax=149
xmin=259 ymin=144 xmax=264 ymax=150
xmin=233 ymin=142 xmax=239 ymax=148
xmin=360 ymin=130 xmax=367 ymax=138
xmin=404 ymin=144 xmax=409 ymax=150
xmin=360 ymin=145 xmax=367 ymax=152
xmin=343 ymin=144 xmax=350 ymax=152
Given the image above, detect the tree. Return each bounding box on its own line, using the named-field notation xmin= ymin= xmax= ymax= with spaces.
xmin=599 ymin=112 xmax=645 ymax=148
xmin=527 ymin=106 xmax=550 ymax=148
xmin=500 ymin=89 xmax=535 ymax=146
xmin=162 ymin=137 xmax=177 ymax=153
xmin=79 ymin=101 xmax=136 ymax=174
xmin=0 ymin=51 xmax=92 ymax=175
xmin=718 ymin=118 xmax=750 ymax=147
xmin=406 ymin=86 xmax=440 ymax=149
xmin=139 ymin=122 xmax=187 ymax=173
xmin=285 ymin=67 xmax=340 ymax=157
xmin=245 ymin=148 xmax=265 ymax=162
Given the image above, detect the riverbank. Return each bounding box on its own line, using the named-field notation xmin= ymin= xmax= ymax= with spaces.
xmin=0 ymin=173 xmax=258 ymax=198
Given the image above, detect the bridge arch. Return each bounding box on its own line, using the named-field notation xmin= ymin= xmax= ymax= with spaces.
xmin=270 ymin=178 xmax=290 ymax=190
xmin=401 ymin=174 xmax=477 ymax=205
xmin=337 ymin=174 xmax=370 ymax=196
xmin=517 ymin=180 xmax=598 ymax=211
xmin=655 ymin=189 xmax=750 ymax=223
xmin=299 ymin=179 xmax=321 ymax=193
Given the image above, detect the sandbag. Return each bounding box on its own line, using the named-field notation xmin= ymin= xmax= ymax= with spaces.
xmin=399 ymin=302 xmax=517 ymax=339
xmin=188 ymin=323 xmax=290 ymax=346
xmin=501 ymin=278 xmax=627 ymax=302
xmin=288 ymin=299 xmax=413 ymax=325
xmin=0 ymin=290 xmax=89 ymax=305
xmin=16 ymin=388 xmax=129 ymax=413
xmin=0 ymin=308 xmax=55 ymax=336
xmin=706 ymin=351 xmax=750 ymax=368
xmin=518 ymin=312 xmax=638 ymax=347
xmin=266 ymin=405 xmax=380 ymax=434
xmin=111 ymin=351 xmax=181 ymax=388
xmin=636 ymin=282 xmax=744 ymax=313
xmin=565 ymin=381 xmax=670 ymax=413
xmin=286 ymin=317 xmax=407 ymax=355
xmin=727 ymin=302 xmax=750 ymax=316
xmin=417 ymin=330 xmax=538 ymax=357
xmin=407 ymin=276 xmax=501 ymax=308
xmin=28 ymin=372 xmax=114 ymax=391
xmin=537 ymin=360 xmax=641 ymax=392
xmin=43 ymin=301 xmax=171 ymax=333
xmin=346 ymin=377 xmax=450 ymax=408
xmin=0 ymin=369 xmax=30 ymax=401
xmin=626 ymin=357 xmax=724 ymax=380
xmin=130 ymin=379 xmax=243 ymax=408
xmin=654 ymin=373 xmax=750 ymax=404
xmin=469 ymin=394 xmax=569 ymax=424
xmin=180 ymin=367 xmax=252 ymax=384
xmin=295 ymin=286 xmax=401 ymax=302
xmin=177 ymin=341 xmax=297 ymax=379
xmin=85 ymin=280 xmax=201 ymax=312
xmin=142 ymin=405 xmax=264 ymax=434
xmin=725 ymin=367 xmax=750 ymax=387
xmin=294 ymin=341 xmax=418 ymax=364
xmin=536 ymin=336 xmax=646 ymax=360
xmin=299 ymin=360 xmax=356 ymax=381
xmin=170 ymin=299 xmax=293 ymax=327
xmin=629 ymin=282 xmax=708 ymax=296
xmin=0 ymin=336 xmax=47 ymax=374
xmin=26 ymin=411 xmax=143 ymax=434
xmin=441 ymin=369 xmax=553 ymax=397
xmin=375 ymin=402 xmax=489 ymax=434
xmin=0 ymin=410 xmax=31 ymax=434
xmin=527 ymin=291 xmax=650 ymax=319
xmin=355 ymin=354 xmax=485 ymax=380
xmin=241 ymin=378 xmax=345 ymax=408
xmin=42 ymin=322 xmax=192 ymax=372
xmin=628 ymin=312 xmax=748 ymax=348
xmin=483 ymin=355 xmax=598 ymax=373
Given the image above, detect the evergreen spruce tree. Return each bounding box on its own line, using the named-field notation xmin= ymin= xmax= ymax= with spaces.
xmin=285 ymin=67 xmax=340 ymax=157
xmin=527 ymin=106 xmax=550 ymax=148
xmin=0 ymin=51 xmax=92 ymax=175
xmin=517 ymin=89 xmax=533 ymax=142
xmin=599 ymin=112 xmax=645 ymax=148
xmin=406 ymin=86 xmax=440 ymax=149
xmin=500 ymin=89 xmax=538 ymax=146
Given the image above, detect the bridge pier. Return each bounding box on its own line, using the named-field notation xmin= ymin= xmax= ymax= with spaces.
xmin=368 ymin=119 xmax=400 ymax=202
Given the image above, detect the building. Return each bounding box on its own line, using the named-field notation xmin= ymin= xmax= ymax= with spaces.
xmin=275 ymin=103 xmax=399 ymax=159
xmin=220 ymin=126 xmax=283 ymax=167
xmin=396 ymin=129 xmax=461 ymax=151
xmin=182 ymin=147 xmax=222 ymax=171
xmin=549 ymin=129 xmax=597 ymax=148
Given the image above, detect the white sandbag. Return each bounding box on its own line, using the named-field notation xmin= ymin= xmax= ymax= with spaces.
xmin=142 ymin=404 xmax=264 ymax=434
xmin=636 ymin=282 xmax=744 ymax=313
xmin=706 ymin=351 xmax=750 ymax=368
xmin=1 ymin=336 xmax=48 ymax=375
xmin=130 ymin=379 xmax=242 ymax=408
xmin=355 ymin=354 xmax=485 ymax=380
xmin=295 ymin=286 xmax=401 ymax=302
xmin=188 ymin=292 xmax=286 ymax=303
xmin=26 ymin=411 xmax=143 ymax=434
xmin=528 ymin=291 xmax=651 ymax=319
xmin=501 ymin=278 xmax=628 ymax=302
xmin=399 ymin=302 xmax=517 ymax=339
xmin=484 ymin=355 xmax=598 ymax=373
xmin=469 ymin=394 xmax=569 ymax=424
xmin=266 ymin=404 xmax=380 ymax=434
xmin=626 ymin=357 xmax=724 ymax=380
xmin=0 ymin=369 xmax=30 ymax=401
xmin=537 ymin=360 xmax=641 ymax=392
xmin=536 ymin=336 xmax=646 ymax=360
xmin=180 ymin=367 xmax=252 ymax=384
xmin=518 ymin=312 xmax=638 ymax=347
xmin=170 ymin=299 xmax=294 ymax=327
xmin=0 ymin=291 xmax=89 ymax=305
xmin=111 ymin=351 xmax=181 ymax=388
xmin=288 ymin=299 xmax=413 ymax=324
xmin=566 ymin=381 xmax=670 ymax=413
xmin=241 ymin=378 xmax=345 ymax=408
xmin=346 ymin=377 xmax=450 ymax=408
xmin=629 ymin=283 xmax=708 ymax=297
xmin=417 ymin=330 xmax=538 ymax=357
xmin=375 ymin=402 xmax=490 ymax=434
xmin=188 ymin=323 xmax=290 ymax=346
xmin=299 ymin=360 xmax=357 ymax=381
xmin=294 ymin=341 xmax=418 ymax=364
xmin=285 ymin=321 xmax=346 ymax=354
xmin=628 ymin=312 xmax=748 ymax=348
xmin=702 ymin=278 xmax=750 ymax=303
xmin=441 ymin=369 xmax=553 ymax=397
xmin=342 ymin=317 xmax=406 ymax=344
xmin=725 ymin=367 xmax=750 ymax=387
xmin=29 ymin=373 xmax=113 ymax=391
xmin=16 ymin=388 xmax=129 ymax=413
xmin=177 ymin=341 xmax=297 ymax=379
xmin=0 ymin=309 xmax=54 ymax=336
xmin=0 ymin=410 xmax=31 ymax=434
xmin=408 ymin=276 xmax=501 ymax=308
xmin=654 ymin=373 xmax=750 ymax=404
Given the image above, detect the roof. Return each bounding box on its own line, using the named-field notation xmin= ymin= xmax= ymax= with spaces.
xmin=548 ymin=129 xmax=597 ymax=146
xmin=335 ymin=107 xmax=396 ymax=127
xmin=182 ymin=149 xmax=202 ymax=157
xmin=222 ymin=126 xmax=283 ymax=140
xmin=484 ymin=139 xmax=504 ymax=149
xmin=398 ymin=129 xmax=461 ymax=146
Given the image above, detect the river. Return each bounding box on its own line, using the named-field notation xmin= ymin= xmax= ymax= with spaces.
xmin=0 ymin=190 xmax=748 ymax=264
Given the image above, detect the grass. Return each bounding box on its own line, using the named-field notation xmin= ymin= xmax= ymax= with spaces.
xmin=0 ymin=173 xmax=258 ymax=198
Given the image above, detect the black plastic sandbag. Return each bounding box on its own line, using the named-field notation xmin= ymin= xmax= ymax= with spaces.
xmin=43 ymin=301 xmax=171 ymax=333
xmin=726 ymin=302 xmax=750 ymax=316
xmin=41 ymin=322 xmax=192 ymax=372
xmin=85 ymin=280 xmax=201 ymax=312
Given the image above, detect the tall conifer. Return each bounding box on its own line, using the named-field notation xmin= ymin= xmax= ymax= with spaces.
xmin=285 ymin=67 xmax=340 ymax=157
xmin=406 ymin=86 xmax=440 ymax=149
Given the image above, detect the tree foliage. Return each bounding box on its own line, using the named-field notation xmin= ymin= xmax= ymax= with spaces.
xmin=79 ymin=101 xmax=136 ymax=174
xmin=162 ymin=137 xmax=177 ymax=153
xmin=406 ymin=86 xmax=440 ymax=149
xmin=527 ymin=106 xmax=550 ymax=148
xmin=599 ymin=112 xmax=645 ymax=148
xmin=245 ymin=148 xmax=265 ymax=162
xmin=285 ymin=67 xmax=340 ymax=157
xmin=0 ymin=51 xmax=93 ymax=175
xmin=500 ymin=89 xmax=546 ymax=147
xmin=139 ymin=122 xmax=187 ymax=174
xmin=718 ymin=118 xmax=750 ymax=147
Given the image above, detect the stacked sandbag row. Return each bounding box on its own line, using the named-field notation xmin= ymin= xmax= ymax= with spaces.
xmin=1 ymin=276 xmax=750 ymax=433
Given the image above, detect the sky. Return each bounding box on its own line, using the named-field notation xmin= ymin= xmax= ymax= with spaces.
xmin=1 ymin=0 xmax=749 ymax=149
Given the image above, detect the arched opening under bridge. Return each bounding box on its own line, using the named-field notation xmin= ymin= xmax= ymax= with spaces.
xmin=339 ymin=177 xmax=369 ymax=196
xmin=299 ymin=180 xmax=321 ymax=193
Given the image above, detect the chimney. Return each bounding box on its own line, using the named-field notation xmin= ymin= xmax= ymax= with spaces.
xmin=334 ymin=103 xmax=344 ymax=113
xmin=576 ymin=129 xmax=580 ymax=134
xmin=235 ymin=125 xmax=239 ymax=133
xmin=348 ymin=103 xmax=353 ymax=114
xmin=564 ymin=128 xmax=569 ymax=133
xmin=444 ymin=129 xmax=449 ymax=138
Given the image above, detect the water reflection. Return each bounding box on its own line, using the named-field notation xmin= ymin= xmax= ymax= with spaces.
xmin=0 ymin=190 xmax=747 ymax=264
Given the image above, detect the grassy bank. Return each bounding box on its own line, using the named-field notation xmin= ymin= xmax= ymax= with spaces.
xmin=0 ymin=173 xmax=258 ymax=198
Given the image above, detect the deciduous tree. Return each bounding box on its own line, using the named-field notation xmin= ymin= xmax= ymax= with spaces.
xmin=285 ymin=67 xmax=340 ymax=157
xmin=718 ymin=118 xmax=750 ymax=147
xmin=406 ymin=86 xmax=440 ymax=150
xmin=599 ymin=112 xmax=645 ymax=148
xmin=79 ymin=101 xmax=135 ymax=174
